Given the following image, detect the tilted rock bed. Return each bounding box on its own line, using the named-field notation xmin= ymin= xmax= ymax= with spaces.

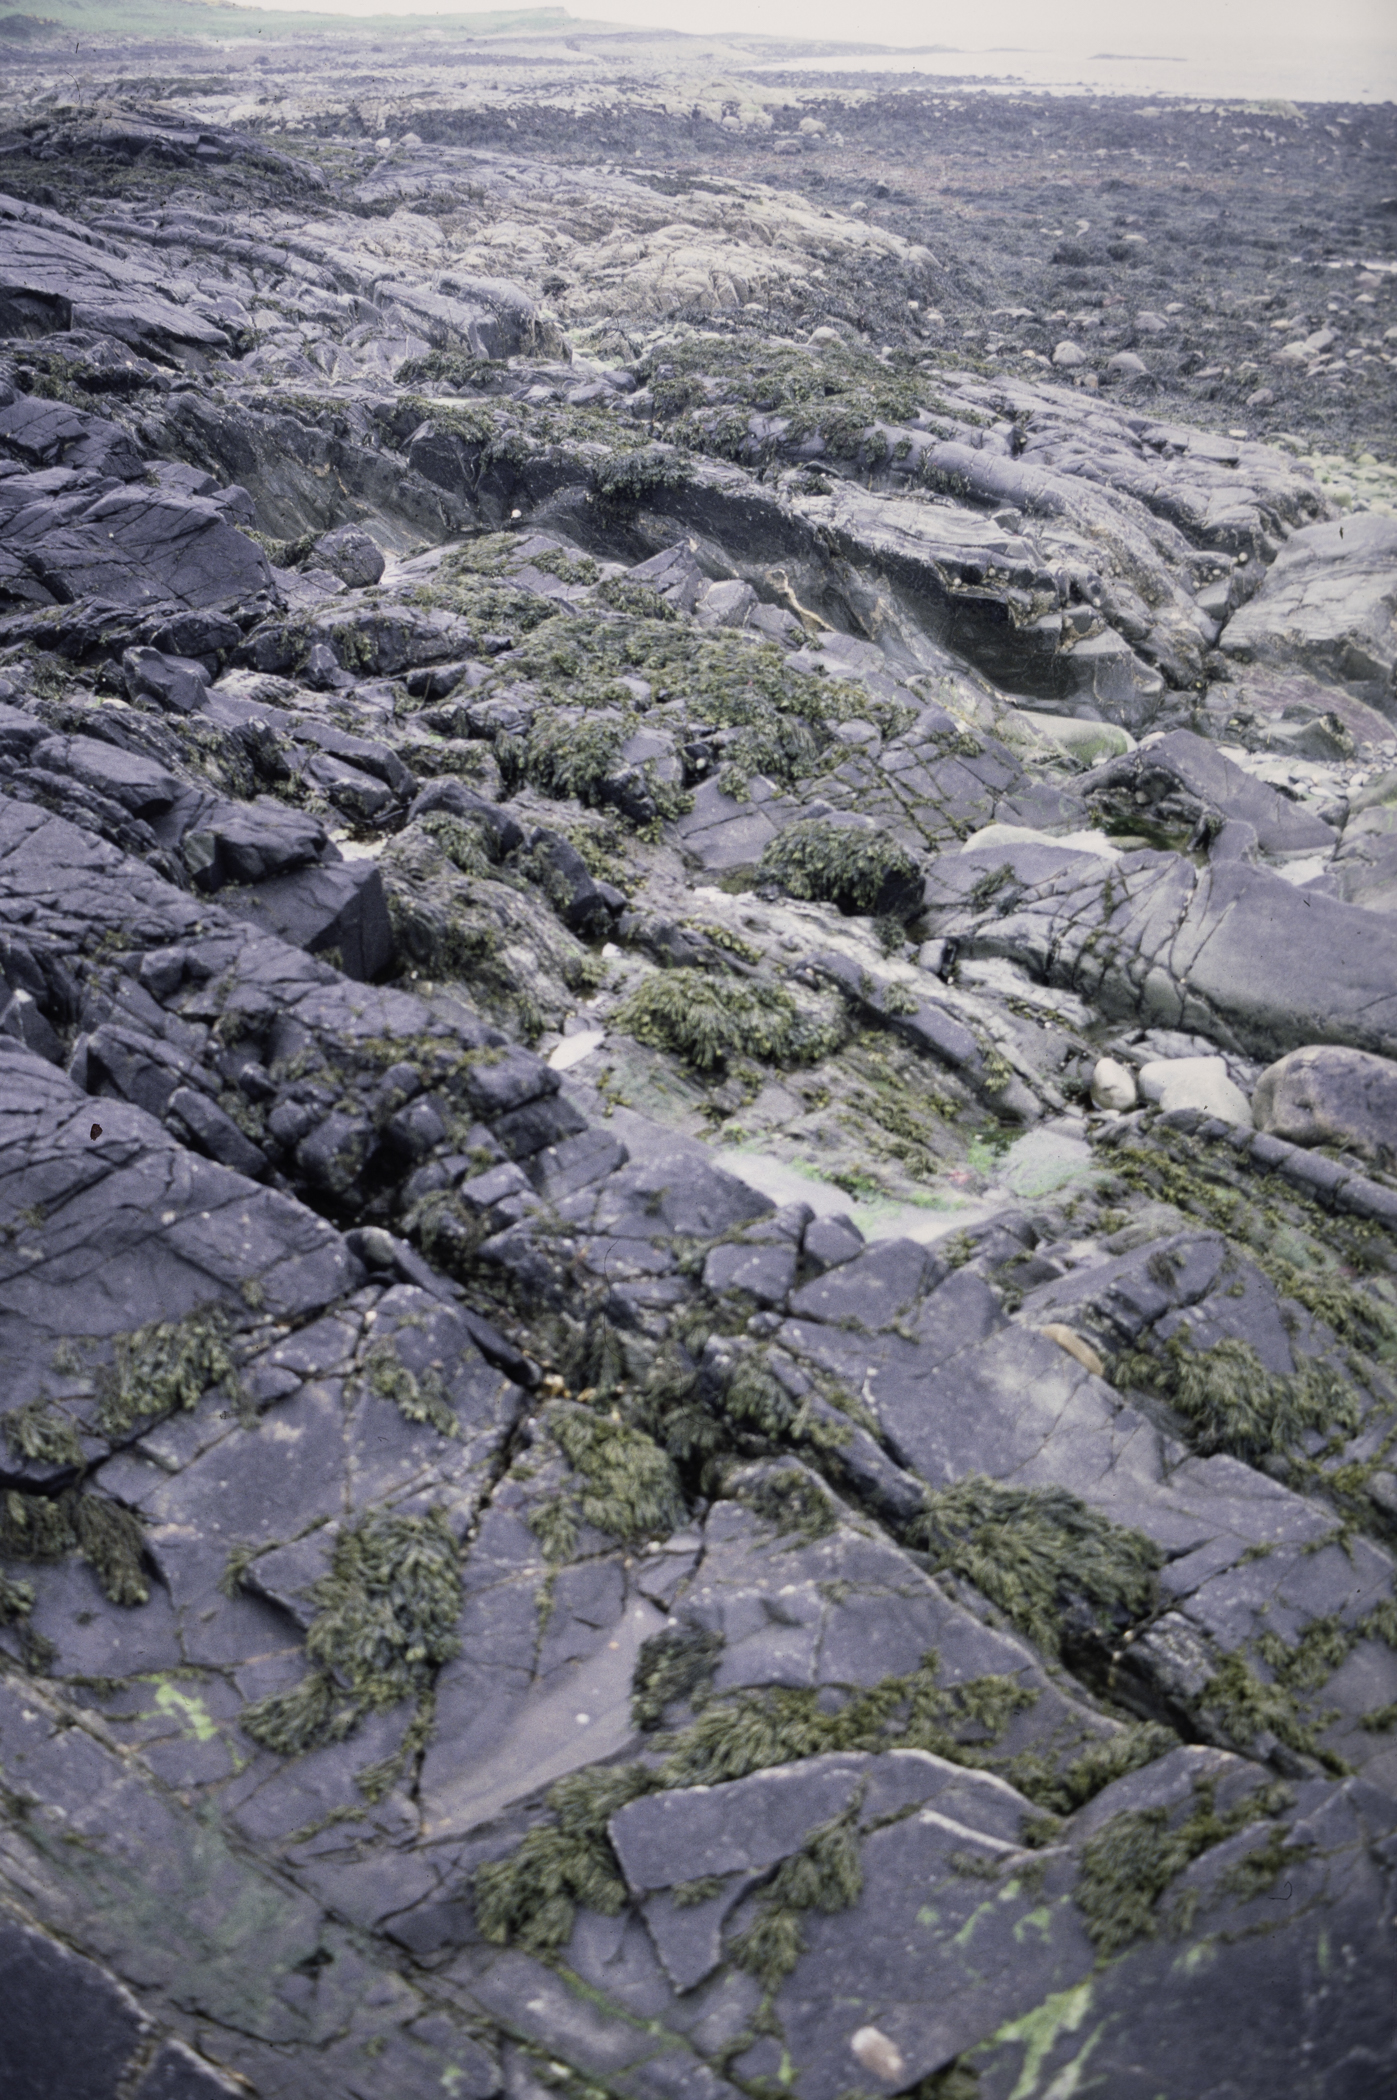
xmin=0 ymin=72 xmax=1394 ymax=2100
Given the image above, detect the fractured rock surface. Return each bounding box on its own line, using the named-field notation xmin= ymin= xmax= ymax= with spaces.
xmin=0 ymin=27 xmax=1394 ymax=2100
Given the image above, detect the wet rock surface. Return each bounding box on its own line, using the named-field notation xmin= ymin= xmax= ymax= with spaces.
xmin=0 ymin=20 xmax=1394 ymax=2100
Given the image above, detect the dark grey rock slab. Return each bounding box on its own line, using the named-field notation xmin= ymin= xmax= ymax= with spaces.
xmin=218 ymin=860 xmax=394 ymax=983
xmin=30 ymin=734 xmax=179 ymax=816
xmin=1221 ymin=513 xmax=1397 ymax=687
xmin=701 ymin=1240 xmax=796 ymax=1305
xmin=668 ymin=1496 xmax=1128 ymax=1780
xmin=183 ymin=799 xmax=331 ymax=890
xmin=0 ymin=1908 xmax=147 ymax=2100
xmin=0 ymin=1043 xmax=357 ymax=1415
xmin=787 ymin=1237 xmax=945 ymax=1330
xmin=611 ymin=1756 xmax=872 ymax=1894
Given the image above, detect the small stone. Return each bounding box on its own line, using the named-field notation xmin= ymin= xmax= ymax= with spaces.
xmin=1052 ymin=340 xmax=1086 ymax=367
xmin=1246 ymin=387 xmax=1276 ymax=408
xmin=850 ymin=2027 xmax=906 ymax=2084
xmin=1105 ymin=351 xmax=1147 ymax=381
xmin=802 ymin=1212 xmax=866 ymax=1272
xmin=1091 ymin=1056 xmax=1137 ymax=1112
xmin=1039 ymin=1323 xmax=1105 ymax=1379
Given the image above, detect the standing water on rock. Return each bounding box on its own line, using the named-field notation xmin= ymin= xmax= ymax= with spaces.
xmin=0 ymin=5 xmax=1395 ymax=2096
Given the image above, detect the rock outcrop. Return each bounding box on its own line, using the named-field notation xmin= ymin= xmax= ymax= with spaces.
xmin=0 ymin=38 xmax=1394 ymax=2100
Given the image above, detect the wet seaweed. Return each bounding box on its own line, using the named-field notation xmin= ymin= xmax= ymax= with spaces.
xmin=93 ymin=1305 xmax=239 ymax=1439
xmin=737 ymin=1466 xmax=840 ymax=1543
xmin=631 ymin=1624 xmax=725 ymax=1731
xmin=656 ymin=1654 xmax=1037 ymax=1791
xmin=553 ymin=1404 xmax=688 ymax=1543
xmin=616 ymin=967 xmax=843 ymax=1073
xmin=472 ymin=1762 xmax=659 ymax=1955
xmin=2 ymin=1398 xmax=84 ymax=1471
xmin=728 ymin=1803 xmax=864 ymax=1987
xmin=1118 ymin=1330 xmax=1362 ymax=1466
xmin=0 ymin=1489 xmax=148 ymax=1607
xmin=240 ymin=1507 xmax=462 ymax=1758
xmin=1074 ymin=1777 xmax=1297 ymax=1958
xmin=910 ymin=1476 xmax=1163 ymax=1662
xmin=71 ymin=1495 xmax=149 ymax=1608
xmin=759 ymin=819 xmax=921 ymax=918
xmin=1195 ymin=1649 xmax=1342 ymax=1769
xmin=363 ymin=1337 xmax=459 ymax=1439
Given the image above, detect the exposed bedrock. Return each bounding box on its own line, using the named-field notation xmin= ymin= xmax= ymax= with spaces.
xmin=0 ymin=61 xmax=1394 ymax=2100
xmin=921 ymin=840 xmax=1397 ymax=1064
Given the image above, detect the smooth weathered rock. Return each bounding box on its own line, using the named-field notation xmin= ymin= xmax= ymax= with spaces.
xmin=1252 ymin=1043 xmax=1397 ymax=1166
xmin=922 ymin=841 xmax=1397 ymax=1064
xmin=1137 ymin=1054 xmax=1254 ymax=1124
xmin=311 ymin=524 xmax=386 ymax=587
xmin=182 ymin=799 xmax=332 ymax=891
xmin=1081 ymin=729 xmax=1336 ymax=859
xmin=1091 ymin=1055 xmax=1137 ymax=1110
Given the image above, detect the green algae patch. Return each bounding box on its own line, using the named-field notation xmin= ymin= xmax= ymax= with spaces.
xmin=239 ymin=1507 xmax=462 ymax=1758
xmin=910 ymin=1476 xmax=1163 ymax=1662
xmin=759 ymin=818 xmax=922 ymax=918
xmin=152 ymin=1680 xmax=219 ymax=1743
xmin=94 ymin=1304 xmax=240 ymax=1439
xmin=616 ymin=967 xmax=843 ymax=1074
xmin=990 ymin=1978 xmax=1098 ymax=2100
xmin=472 ymin=1762 xmax=659 ymax=1956
xmin=1073 ymin=1776 xmax=1298 ymax=1959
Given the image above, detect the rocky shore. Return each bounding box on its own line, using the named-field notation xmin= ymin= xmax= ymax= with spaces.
xmin=0 ymin=18 xmax=1395 ymax=2100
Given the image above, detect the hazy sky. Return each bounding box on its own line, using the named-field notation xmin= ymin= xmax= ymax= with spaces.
xmin=224 ymin=0 xmax=1392 ymax=44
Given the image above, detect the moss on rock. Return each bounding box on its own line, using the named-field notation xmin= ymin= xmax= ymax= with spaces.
xmin=93 ymin=1305 xmax=239 ymax=1440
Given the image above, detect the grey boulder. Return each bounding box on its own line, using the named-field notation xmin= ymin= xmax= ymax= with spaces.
xmin=311 ymin=524 xmax=386 ymax=587
xmin=1252 ymin=1043 xmax=1397 ymax=1168
xmin=182 ymin=799 xmax=332 ymax=891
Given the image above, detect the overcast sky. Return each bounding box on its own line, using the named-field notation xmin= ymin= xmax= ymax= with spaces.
xmin=225 ymin=0 xmax=1391 ymax=44
xmin=222 ymin=0 xmax=1394 ymax=101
